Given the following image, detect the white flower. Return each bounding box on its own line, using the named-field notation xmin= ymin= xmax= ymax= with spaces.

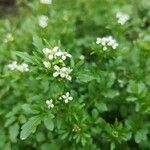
xmin=43 ymin=47 xmax=59 ymax=60
xmin=60 ymin=52 xmax=72 ymax=61
xmin=46 ymin=99 xmax=54 ymax=109
xmin=59 ymin=92 xmax=73 ymax=103
xmin=43 ymin=48 xmax=51 ymax=55
xmin=48 ymin=46 xmax=60 ymax=60
xmin=53 ymin=65 xmax=72 ymax=81
xmin=43 ymin=47 xmax=72 ymax=62
xmin=43 ymin=61 xmax=51 ymax=68
xmin=103 ymin=46 xmax=107 ymax=51
xmin=8 ymin=61 xmax=18 ymax=70
xmin=17 ymin=63 xmax=29 ymax=72
xmin=38 ymin=15 xmax=49 ymax=28
xmin=42 ymin=47 xmax=72 ymax=80
xmin=4 ymin=33 xmax=14 ymax=43
xmin=116 ymin=12 xmax=129 ymax=25
xmin=40 ymin=0 xmax=52 ymax=4
xmin=96 ymin=37 xmax=101 ymax=44
xmin=55 ymin=51 xmax=63 ymax=57
xmin=53 ymin=46 xmax=59 ymax=51
xmin=8 ymin=61 xmax=29 ymax=72
xmin=96 ymin=36 xmax=118 ymax=50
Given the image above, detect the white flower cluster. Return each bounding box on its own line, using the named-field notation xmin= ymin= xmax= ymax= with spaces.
xmin=43 ymin=61 xmax=51 ymax=68
xmin=43 ymin=47 xmax=72 ymax=61
xmin=4 ymin=33 xmax=14 ymax=43
xmin=46 ymin=99 xmax=54 ymax=109
xmin=46 ymin=92 xmax=73 ymax=109
xmin=116 ymin=12 xmax=129 ymax=25
xmin=40 ymin=0 xmax=52 ymax=4
xmin=8 ymin=61 xmax=29 ymax=72
xmin=43 ymin=46 xmax=72 ymax=81
xmin=59 ymin=92 xmax=73 ymax=103
xmin=96 ymin=36 xmax=118 ymax=51
xmin=38 ymin=15 xmax=49 ymax=28
xmin=53 ymin=65 xmax=72 ymax=81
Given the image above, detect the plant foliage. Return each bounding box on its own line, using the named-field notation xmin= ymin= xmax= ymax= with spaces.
xmin=0 ymin=0 xmax=150 ymax=149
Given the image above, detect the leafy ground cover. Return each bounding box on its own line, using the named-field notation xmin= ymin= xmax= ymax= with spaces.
xmin=0 ymin=0 xmax=150 ymax=149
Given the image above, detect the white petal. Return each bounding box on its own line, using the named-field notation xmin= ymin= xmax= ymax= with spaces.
xmin=54 ymin=65 xmax=60 ymax=70
xmin=96 ymin=37 xmax=101 ymax=44
xmin=64 ymin=99 xmax=69 ymax=103
xmin=40 ymin=0 xmax=52 ymax=5
xmin=38 ymin=16 xmax=48 ymax=28
xmin=62 ymin=95 xmax=66 ymax=99
xmin=66 ymin=92 xmax=69 ymax=97
xmin=102 ymin=42 xmax=106 ymax=45
xmin=43 ymin=61 xmax=51 ymax=68
xmin=51 ymin=104 xmax=54 ymax=108
xmin=61 ymin=67 xmax=67 ymax=71
xmin=69 ymin=97 xmax=73 ymax=101
xmin=53 ymin=72 xmax=59 ymax=77
xmin=59 ymin=97 xmax=62 ymax=100
xmin=48 ymin=54 xmax=54 ymax=60
xmin=59 ymin=59 xmax=63 ymax=63
xmin=66 ymin=53 xmax=72 ymax=58
xmin=62 ymin=55 xmax=66 ymax=60
xmin=24 ymin=67 xmax=29 ymax=72
xmin=46 ymin=100 xmax=50 ymax=105
xmin=8 ymin=64 xmax=15 ymax=70
xmin=53 ymin=46 xmax=59 ymax=52
xmin=43 ymin=48 xmax=50 ymax=55
xmin=17 ymin=65 xmax=24 ymax=72
xmin=103 ymin=47 xmax=107 ymax=51
xmin=60 ymin=72 xmax=66 ymax=78
xmin=56 ymin=51 xmax=62 ymax=56
xmin=66 ymin=76 xmax=72 ymax=81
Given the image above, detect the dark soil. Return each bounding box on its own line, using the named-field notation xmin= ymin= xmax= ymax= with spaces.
xmin=0 ymin=0 xmax=17 ymax=17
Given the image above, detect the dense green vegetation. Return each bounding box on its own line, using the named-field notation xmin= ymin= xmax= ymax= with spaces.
xmin=0 ymin=0 xmax=150 ymax=149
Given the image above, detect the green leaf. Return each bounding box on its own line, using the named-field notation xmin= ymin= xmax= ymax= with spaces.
xmin=6 ymin=105 xmax=21 ymax=118
xmin=106 ymin=72 xmax=116 ymax=88
xmin=102 ymin=90 xmax=119 ymax=98
xmin=22 ymin=104 xmax=39 ymax=114
xmin=32 ymin=35 xmax=43 ymax=51
xmin=44 ymin=116 xmax=54 ymax=131
xmin=95 ymin=101 xmax=108 ymax=112
xmin=41 ymin=143 xmax=59 ymax=150
xmin=5 ymin=116 xmax=17 ymax=127
xmin=127 ymin=81 xmax=146 ymax=95
xmin=92 ymin=109 xmax=99 ymax=119
xmin=61 ymin=132 xmax=69 ymax=140
xmin=4 ymin=142 xmax=11 ymax=150
xmin=135 ymin=129 xmax=148 ymax=143
xmin=110 ymin=142 xmax=115 ymax=150
xmin=9 ymin=123 xmax=19 ymax=143
xmin=20 ymin=115 xmax=41 ymax=140
xmin=77 ymin=73 xmax=96 ymax=83
xmin=15 ymin=51 xmax=35 ymax=64
xmin=126 ymin=97 xmax=137 ymax=102
xmin=127 ymin=80 xmax=137 ymax=93
xmin=36 ymin=132 xmax=45 ymax=142
xmin=22 ymin=104 xmax=33 ymax=114
xmin=81 ymin=137 xmax=86 ymax=146
xmin=137 ymin=82 xmax=146 ymax=94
